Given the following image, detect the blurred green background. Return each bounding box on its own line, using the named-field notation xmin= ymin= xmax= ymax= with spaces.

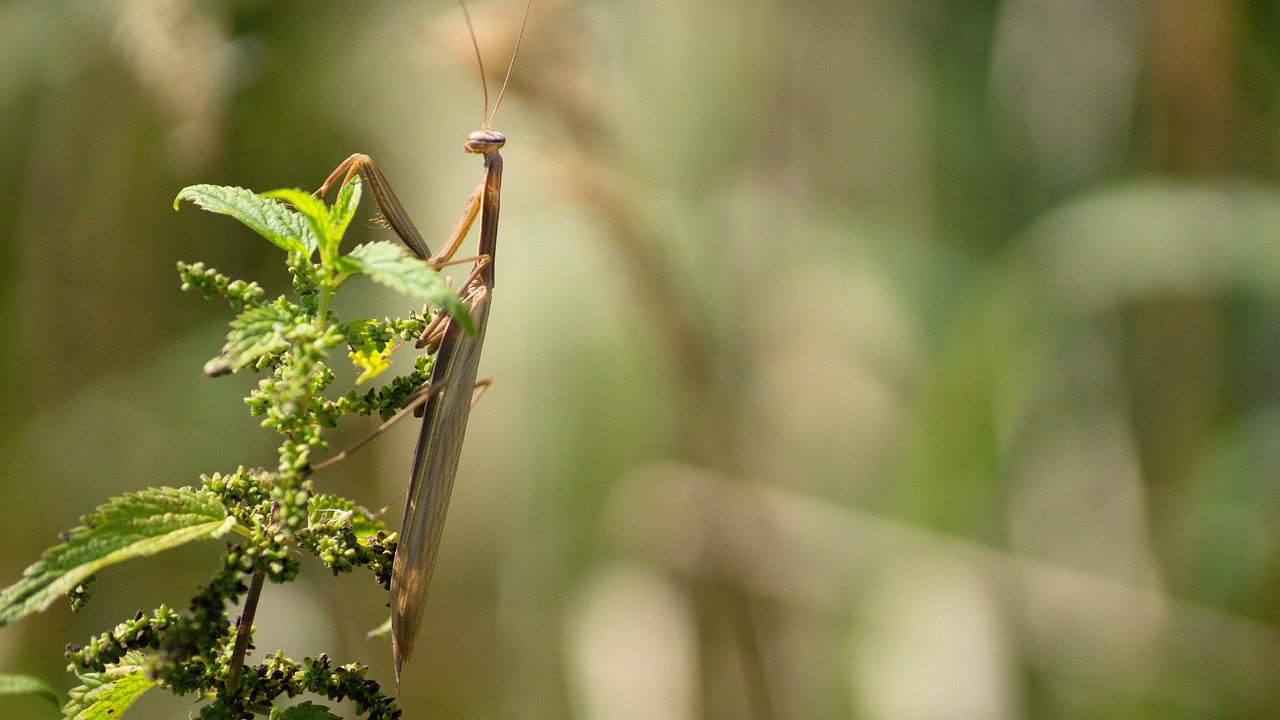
xmin=3 ymin=0 xmax=1280 ymax=717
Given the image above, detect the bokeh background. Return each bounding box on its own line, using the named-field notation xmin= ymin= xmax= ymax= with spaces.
xmin=3 ymin=0 xmax=1280 ymax=717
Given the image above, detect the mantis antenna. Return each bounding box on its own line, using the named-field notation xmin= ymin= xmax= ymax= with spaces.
xmin=460 ymin=0 xmax=533 ymax=131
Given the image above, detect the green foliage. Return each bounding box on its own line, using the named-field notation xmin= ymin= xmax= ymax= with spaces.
xmin=0 ymin=173 xmax=477 ymax=718
xmin=0 ymin=488 xmax=237 ymax=628
xmin=261 ymin=184 xmax=353 ymax=268
xmin=272 ymin=701 xmax=341 ymax=720
xmin=63 ymin=653 xmax=156 ymax=720
xmin=224 ymin=300 xmax=303 ymax=372
xmin=346 ymin=241 xmax=475 ymax=335
xmin=175 ymin=185 xmax=317 ymax=255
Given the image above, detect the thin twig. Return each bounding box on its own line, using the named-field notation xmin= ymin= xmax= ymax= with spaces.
xmin=227 ymin=569 xmax=266 ymax=690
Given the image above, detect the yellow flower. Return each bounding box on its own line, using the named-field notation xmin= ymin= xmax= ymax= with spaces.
xmin=349 ymin=346 xmax=392 ymax=384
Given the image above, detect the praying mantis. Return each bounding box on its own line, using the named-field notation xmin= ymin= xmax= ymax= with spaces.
xmin=317 ymin=1 xmax=530 ymax=691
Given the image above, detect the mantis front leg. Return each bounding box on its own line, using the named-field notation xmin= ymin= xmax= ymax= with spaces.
xmin=319 ymin=153 xmax=483 ymax=268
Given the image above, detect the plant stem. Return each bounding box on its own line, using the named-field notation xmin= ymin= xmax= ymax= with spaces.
xmin=315 ymin=268 xmax=334 ymax=332
xmin=227 ymin=569 xmax=266 ymax=690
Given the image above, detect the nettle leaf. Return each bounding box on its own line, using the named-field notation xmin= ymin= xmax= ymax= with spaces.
xmin=225 ymin=300 xmax=300 ymax=371
xmin=345 ymin=241 xmax=475 ymax=335
xmin=272 ymin=701 xmax=342 ymax=720
xmin=64 ymin=652 xmax=156 ymax=720
xmin=0 ymin=673 xmax=62 ymax=708
xmin=175 ymin=185 xmax=316 ymax=255
xmin=0 ymin=488 xmax=236 ymax=627
xmin=264 ymin=189 xmax=335 ymax=264
xmin=327 ymin=175 xmax=362 ymax=248
xmin=332 ymin=255 xmax=362 ymax=275
xmin=309 ymin=495 xmax=387 ymax=537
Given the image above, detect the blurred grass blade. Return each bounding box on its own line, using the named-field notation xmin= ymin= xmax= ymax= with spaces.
xmin=0 ymin=673 xmax=62 ymax=708
xmin=365 ymin=616 xmax=392 ymax=640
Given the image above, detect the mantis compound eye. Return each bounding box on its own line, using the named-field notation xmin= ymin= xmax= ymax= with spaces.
xmin=464 ymin=130 xmax=506 ymax=153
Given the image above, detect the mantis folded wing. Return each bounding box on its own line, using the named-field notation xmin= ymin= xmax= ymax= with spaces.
xmin=319 ymin=27 xmax=513 ymax=692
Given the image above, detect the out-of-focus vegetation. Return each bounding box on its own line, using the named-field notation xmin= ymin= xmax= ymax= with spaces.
xmin=2 ymin=0 xmax=1279 ymax=718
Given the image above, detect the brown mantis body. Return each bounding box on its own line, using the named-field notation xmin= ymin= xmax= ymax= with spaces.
xmin=318 ymin=3 xmax=524 ymax=692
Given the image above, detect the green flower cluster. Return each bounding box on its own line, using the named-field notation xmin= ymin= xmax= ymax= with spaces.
xmin=65 ymin=542 xmax=401 ymax=718
xmin=199 ymin=653 xmax=399 ymax=720
xmin=178 ymin=261 xmax=267 ymax=311
xmin=67 ymin=548 xmax=244 ymax=679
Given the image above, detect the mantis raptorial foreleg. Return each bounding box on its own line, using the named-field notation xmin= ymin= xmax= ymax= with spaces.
xmin=319 ymin=153 xmax=485 ymax=269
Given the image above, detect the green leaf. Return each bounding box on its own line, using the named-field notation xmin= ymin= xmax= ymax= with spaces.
xmin=345 ymin=242 xmax=475 ymax=334
xmin=224 ymin=300 xmax=299 ymax=371
xmin=175 ymin=185 xmax=315 ymax=255
xmin=309 ymin=495 xmax=387 ymax=537
xmin=264 ymin=188 xmax=334 ymax=264
xmin=272 ymin=701 xmax=342 ymax=720
xmin=0 ymin=673 xmax=62 ymax=707
xmin=327 ymin=174 xmax=362 ymax=248
xmin=0 ymin=488 xmax=236 ymax=628
xmin=332 ymin=255 xmax=362 ymax=275
xmin=64 ymin=653 xmax=155 ymax=720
